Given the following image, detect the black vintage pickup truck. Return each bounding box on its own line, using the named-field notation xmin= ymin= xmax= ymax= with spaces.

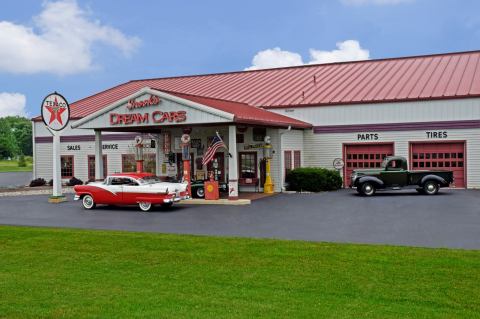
xmin=351 ymin=156 xmax=454 ymax=196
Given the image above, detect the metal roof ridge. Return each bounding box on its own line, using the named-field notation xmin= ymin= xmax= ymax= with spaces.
xmin=128 ymin=49 xmax=480 ymax=82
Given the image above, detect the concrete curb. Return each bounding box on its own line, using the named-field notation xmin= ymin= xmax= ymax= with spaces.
xmin=178 ymin=198 xmax=251 ymax=205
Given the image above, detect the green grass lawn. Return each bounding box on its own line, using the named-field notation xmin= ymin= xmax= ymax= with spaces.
xmin=0 ymin=159 xmax=32 ymax=172
xmin=0 ymin=226 xmax=479 ymax=318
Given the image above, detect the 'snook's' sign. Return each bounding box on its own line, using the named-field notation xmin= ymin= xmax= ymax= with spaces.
xmin=110 ymin=111 xmax=187 ymax=125
xmin=127 ymin=95 xmax=160 ymax=110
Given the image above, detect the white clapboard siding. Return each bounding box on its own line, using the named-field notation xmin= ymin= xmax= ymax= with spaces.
xmin=270 ymin=98 xmax=480 ymax=126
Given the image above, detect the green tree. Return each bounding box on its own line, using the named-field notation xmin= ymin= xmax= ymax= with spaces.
xmin=0 ymin=120 xmax=18 ymax=159
xmin=0 ymin=116 xmax=32 ymax=156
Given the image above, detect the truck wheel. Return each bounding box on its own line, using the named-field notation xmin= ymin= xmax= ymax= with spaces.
xmin=139 ymin=202 xmax=153 ymax=212
xmin=196 ymin=187 xmax=205 ymax=198
xmin=82 ymin=195 xmax=96 ymax=210
xmin=361 ymin=182 xmax=376 ymax=196
xmin=423 ymin=181 xmax=439 ymax=195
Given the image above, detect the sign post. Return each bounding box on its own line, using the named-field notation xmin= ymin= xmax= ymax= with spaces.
xmin=41 ymin=92 xmax=70 ymax=203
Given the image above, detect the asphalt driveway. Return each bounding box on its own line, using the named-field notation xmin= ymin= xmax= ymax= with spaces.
xmin=0 ymin=189 xmax=479 ymax=249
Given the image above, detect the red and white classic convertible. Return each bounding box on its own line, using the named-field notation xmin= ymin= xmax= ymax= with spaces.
xmin=74 ymin=173 xmax=189 ymax=212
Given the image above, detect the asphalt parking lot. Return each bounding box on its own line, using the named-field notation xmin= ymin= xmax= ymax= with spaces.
xmin=0 ymin=189 xmax=479 ymax=249
xmin=0 ymin=172 xmax=32 ymax=188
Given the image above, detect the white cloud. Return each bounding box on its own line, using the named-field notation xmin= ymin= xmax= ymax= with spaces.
xmin=0 ymin=93 xmax=27 ymax=117
xmin=341 ymin=0 xmax=413 ymax=5
xmin=0 ymin=0 xmax=140 ymax=75
xmin=309 ymin=40 xmax=369 ymax=64
xmin=245 ymin=47 xmax=304 ymax=71
xmin=245 ymin=40 xmax=370 ymax=70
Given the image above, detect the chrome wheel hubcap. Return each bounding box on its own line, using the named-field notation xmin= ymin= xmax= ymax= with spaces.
xmin=365 ymin=185 xmax=372 ymax=193
xmin=427 ymin=184 xmax=435 ymax=192
xmin=83 ymin=196 xmax=93 ymax=208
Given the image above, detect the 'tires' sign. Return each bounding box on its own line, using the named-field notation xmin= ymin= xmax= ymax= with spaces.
xmin=127 ymin=95 xmax=160 ymax=110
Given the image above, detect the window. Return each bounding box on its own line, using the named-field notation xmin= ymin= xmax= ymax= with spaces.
xmin=284 ymin=150 xmax=292 ymax=179
xmin=88 ymin=155 xmax=107 ymax=180
xmin=294 ymin=151 xmax=301 ymax=169
xmin=144 ymin=153 xmax=156 ymax=174
xmin=252 ymin=127 xmax=266 ymax=142
xmin=61 ymin=156 xmax=74 ymax=178
xmin=236 ymin=133 xmax=244 ymax=144
xmin=122 ymin=154 xmax=136 ymax=172
xmin=239 ymin=152 xmax=257 ymax=179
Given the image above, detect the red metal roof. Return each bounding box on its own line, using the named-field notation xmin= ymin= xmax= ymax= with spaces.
xmin=167 ymin=91 xmax=311 ymax=128
xmin=60 ymin=50 xmax=480 ymax=119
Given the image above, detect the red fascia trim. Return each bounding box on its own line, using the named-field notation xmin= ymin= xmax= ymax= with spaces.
xmin=314 ymin=120 xmax=480 ymax=134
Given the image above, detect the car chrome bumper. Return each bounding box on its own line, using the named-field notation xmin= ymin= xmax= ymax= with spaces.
xmin=74 ymin=195 xmax=80 ymax=201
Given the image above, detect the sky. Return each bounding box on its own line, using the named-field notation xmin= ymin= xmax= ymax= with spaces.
xmin=0 ymin=0 xmax=479 ymax=118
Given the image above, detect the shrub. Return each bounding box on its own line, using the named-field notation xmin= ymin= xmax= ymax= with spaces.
xmin=67 ymin=177 xmax=83 ymax=186
xmin=48 ymin=179 xmax=53 ymax=186
xmin=29 ymin=178 xmax=46 ymax=187
xmin=286 ymin=167 xmax=343 ymax=192
xmin=18 ymin=155 xmax=26 ymax=167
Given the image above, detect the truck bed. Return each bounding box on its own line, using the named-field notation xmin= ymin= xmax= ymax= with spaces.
xmin=408 ymin=170 xmax=454 ymax=186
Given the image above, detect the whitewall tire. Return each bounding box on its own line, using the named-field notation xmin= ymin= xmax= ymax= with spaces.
xmin=82 ymin=195 xmax=96 ymax=210
xmin=139 ymin=202 xmax=153 ymax=212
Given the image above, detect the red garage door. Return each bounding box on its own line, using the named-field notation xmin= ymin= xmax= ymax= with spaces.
xmin=344 ymin=143 xmax=394 ymax=187
xmin=410 ymin=142 xmax=465 ymax=188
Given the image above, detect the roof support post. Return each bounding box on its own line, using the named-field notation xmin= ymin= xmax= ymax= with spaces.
xmin=155 ymin=135 xmax=162 ymax=176
xmin=228 ymin=125 xmax=238 ymax=200
xmin=94 ymin=130 xmax=104 ymax=180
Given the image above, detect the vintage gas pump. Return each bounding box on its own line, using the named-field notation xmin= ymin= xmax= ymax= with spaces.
xmin=263 ymin=136 xmax=274 ymax=194
xmin=181 ymin=134 xmax=191 ymax=196
xmin=135 ymin=136 xmax=144 ymax=173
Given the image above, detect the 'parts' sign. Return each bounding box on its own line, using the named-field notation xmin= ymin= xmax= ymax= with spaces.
xmin=41 ymin=92 xmax=70 ymax=131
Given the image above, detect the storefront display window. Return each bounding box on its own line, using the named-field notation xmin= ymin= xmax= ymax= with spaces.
xmin=122 ymin=154 xmax=136 ymax=172
xmin=88 ymin=155 xmax=107 ymax=180
xmin=61 ymin=155 xmax=74 ymax=178
xmin=239 ymin=152 xmax=257 ymax=178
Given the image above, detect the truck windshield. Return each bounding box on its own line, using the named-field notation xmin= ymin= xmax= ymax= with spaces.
xmin=381 ymin=159 xmax=389 ymax=168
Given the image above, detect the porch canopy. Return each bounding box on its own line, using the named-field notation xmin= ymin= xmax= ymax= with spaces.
xmin=71 ymin=87 xmax=311 ymax=199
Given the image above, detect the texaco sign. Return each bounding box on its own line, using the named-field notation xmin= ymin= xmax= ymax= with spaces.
xmin=41 ymin=92 xmax=70 ymax=131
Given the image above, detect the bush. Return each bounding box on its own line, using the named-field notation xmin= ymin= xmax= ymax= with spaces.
xmin=286 ymin=167 xmax=343 ymax=192
xmin=67 ymin=177 xmax=83 ymax=186
xmin=29 ymin=178 xmax=46 ymax=187
xmin=48 ymin=179 xmax=53 ymax=186
xmin=18 ymin=155 xmax=26 ymax=167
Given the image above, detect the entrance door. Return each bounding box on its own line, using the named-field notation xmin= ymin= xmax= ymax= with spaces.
xmin=410 ymin=142 xmax=465 ymax=188
xmin=344 ymin=143 xmax=394 ymax=187
xmin=207 ymin=153 xmax=225 ymax=182
xmin=176 ymin=153 xmax=194 ymax=181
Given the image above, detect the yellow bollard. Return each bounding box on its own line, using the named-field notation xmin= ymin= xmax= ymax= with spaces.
xmin=263 ymin=157 xmax=274 ymax=194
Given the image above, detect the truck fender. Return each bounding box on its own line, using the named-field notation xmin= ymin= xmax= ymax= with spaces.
xmin=357 ymin=176 xmax=384 ymax=188
xmin=420 ymin=175 xmax=446 ymax=187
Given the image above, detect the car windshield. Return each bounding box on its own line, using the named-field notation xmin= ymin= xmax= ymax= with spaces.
xmin=138 ymin=176 xmax=163 ymax=185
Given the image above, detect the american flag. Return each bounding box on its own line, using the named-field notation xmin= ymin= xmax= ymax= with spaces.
xmin=202 ymin=134 xmax=227 ymax=166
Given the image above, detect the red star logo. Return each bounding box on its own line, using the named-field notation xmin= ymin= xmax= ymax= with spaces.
xmin=45 ymin=97 xmax=67 ymax=125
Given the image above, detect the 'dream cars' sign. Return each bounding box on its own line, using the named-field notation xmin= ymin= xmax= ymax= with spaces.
xmin=110 ymin=110 xmax=187 ymax=125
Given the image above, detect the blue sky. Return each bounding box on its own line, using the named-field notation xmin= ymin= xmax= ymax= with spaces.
xmin=0 ymin=0 xmax=479 ymax=117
